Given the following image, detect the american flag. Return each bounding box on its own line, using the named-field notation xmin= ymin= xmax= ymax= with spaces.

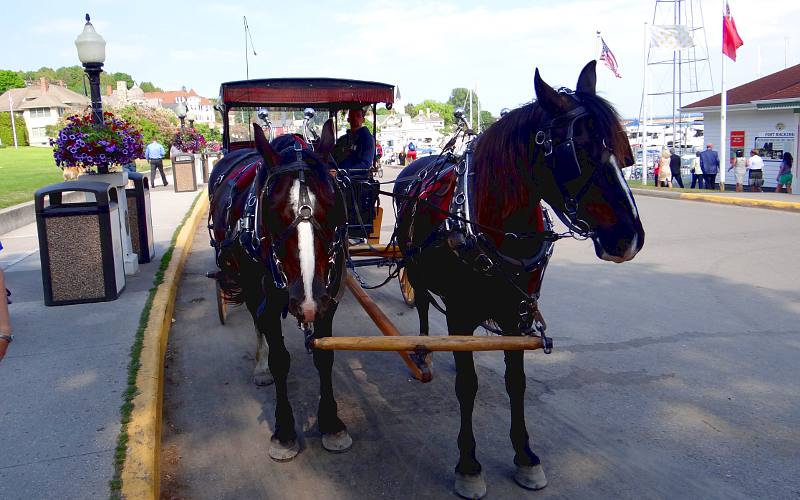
xmin=599 ymin=37 xmax=621 ymax=78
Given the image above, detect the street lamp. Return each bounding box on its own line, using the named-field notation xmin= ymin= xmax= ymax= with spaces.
xmin=175 ymin=102 xmax=188 ymax=130
xmin=187 ymin=110 xmax=196 ymax=129
xmin=75 ymin=13 xmax=106 ymax=127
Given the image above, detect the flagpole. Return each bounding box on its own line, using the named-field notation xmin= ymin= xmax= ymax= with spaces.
xmin=8 ymin=93 xmax=18 ymax=149
xmin=596 ymin=30 xmax=601 ymax=60
xmin=642 ymin=22 xmax=649 ymax=186
xmin=720 ymin=1 xmax=728 ymax=191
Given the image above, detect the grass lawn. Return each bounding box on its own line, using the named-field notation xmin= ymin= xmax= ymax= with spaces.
xmin=0 ymin=148 xmax=171 ymax=209
xmin=0 ymin=147 xmax=62 ymax=209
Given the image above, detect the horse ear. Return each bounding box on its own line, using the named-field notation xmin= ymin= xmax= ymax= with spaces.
xmin=534 ymin=68 xmax=565 ymax=114
xmin=253 ymin=123 xmax=279 ymax=167
xmin=316 ymin=118 xmax=335 ymax=160
xmin=576 ymin=60 xmax=597 ymax=95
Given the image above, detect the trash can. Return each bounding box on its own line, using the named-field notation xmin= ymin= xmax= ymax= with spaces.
xmin=173 ymin=154 xmax=197 ymax=192
xmin=201 ymin=154 xmax=210 ymax=183
xmin=35 ymin=181 xmax=126 ymax=306
xmin=126 ymin=172 xmax=155 ymax=263
xmin=194 ymin=153 xmax=204 ymax=185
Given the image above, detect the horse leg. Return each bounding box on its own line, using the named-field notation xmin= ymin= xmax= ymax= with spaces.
xmin=410 ymin=289 xmax=433 ymax=380
xmin=449 ymin=315 xmax=485 ymax=499
xmin=504 ymin=349 xmax=547 ymax=490
xmin=243 ymin=281 xmax=273 ymax=386
xmin=259 ymin=309 xmax=299 ymax=461
xmin=312 ymin=303 xmax=352 ymax=453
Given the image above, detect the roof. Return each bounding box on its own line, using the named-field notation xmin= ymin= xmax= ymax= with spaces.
xmin=219 ymin=78 xmax=395 ymax=109
xmin=0 ymin=83 xmax=89 ymax=113
xmin=143 ymin=89 xmax=213 ymax=106
xmin=684 ymin=63 xmax=800 ymax=109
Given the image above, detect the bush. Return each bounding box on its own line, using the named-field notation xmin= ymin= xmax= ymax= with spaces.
xmin=116 ymin=105 xmax=179 ymax=151
xmin=0 ymin=112 xmax=28 ymax=147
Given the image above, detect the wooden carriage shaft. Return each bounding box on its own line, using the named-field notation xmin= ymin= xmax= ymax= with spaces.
xmin=343 ymin=273 xmax=425 ymax=380
xmin=312 ymin=335 xmax=545 ymax=352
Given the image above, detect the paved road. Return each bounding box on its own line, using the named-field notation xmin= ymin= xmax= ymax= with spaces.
xmin=162 ymin=186 xmax=800 ymax=499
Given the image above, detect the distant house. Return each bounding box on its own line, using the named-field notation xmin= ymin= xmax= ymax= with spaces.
xmin=683 ymin=63 xmax=800 ymax=191
xmin=0 ymin=78 xmax=90 ymax=146
xmin=143 ymin=89 xmax=217 ymax=127
xmin=376 ymin=86 xmax=445 ymax=161
xmin=103 ymin=81 xmax=150 ymax=109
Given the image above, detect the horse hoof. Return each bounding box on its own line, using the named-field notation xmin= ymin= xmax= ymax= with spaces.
xmin=269 ymin=436 xmax=300 ymax=462
xmin=321 ymin=430 xmax=352 ymax=453
xmin=253 ymin=372 xmax=274 ymax=386
xmin=514 ymin=464 xmax=547 ymax=490
xmin=454 ymin=471 xmax=487 ymax=499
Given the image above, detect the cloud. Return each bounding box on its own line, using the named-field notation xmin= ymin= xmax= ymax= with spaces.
xmin=169 ymin=48 xmax=240 ymax=62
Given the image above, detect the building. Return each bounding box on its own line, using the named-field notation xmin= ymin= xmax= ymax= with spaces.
xmin=0 ymin=78 xmax=90 ymax=146
xmin=103 ymin=81 xmax=149 ymax=109
xmin=683 ymin=64 xmax=800 ymax=191
xmin=143 ymin=89 xmax=216 ymax=127
xmin=376 ymin=86 xmax=446 ymax=162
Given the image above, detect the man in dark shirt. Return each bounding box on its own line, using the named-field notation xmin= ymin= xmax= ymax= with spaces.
xmin=698 ymin=143 xmax=720 ymax=190
xmin=669 ymin=148 xmax=684 ymax=188
xmin=334 ymin=107 xmax=375 ymax=177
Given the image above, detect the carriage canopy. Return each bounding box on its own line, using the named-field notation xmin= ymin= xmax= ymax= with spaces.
xmin=219 ymin=78 xmax=395 ymax=110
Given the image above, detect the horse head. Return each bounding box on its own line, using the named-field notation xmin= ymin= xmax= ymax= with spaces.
xmin=253 ymin=120 xmax=346 ymax=325
xmin=532 ymin=61 xmax=644 ymax=262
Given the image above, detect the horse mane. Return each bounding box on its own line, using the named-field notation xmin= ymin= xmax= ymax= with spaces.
xmin=472 ymin=91 xmax=626 ymax=228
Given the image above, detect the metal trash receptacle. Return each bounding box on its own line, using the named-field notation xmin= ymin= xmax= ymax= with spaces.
xmin=35 ymin=181 xmax=125 ymax=306
xmin=126 ymin=172 xmax=155 ymax=263
xmin=173 ymin=154 xmax=197 ymax=192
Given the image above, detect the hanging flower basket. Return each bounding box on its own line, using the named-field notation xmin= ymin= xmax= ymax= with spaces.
xmin=50 ymin=112 xmax=144 ymax=175
xmin=171 ymin=128 xmax=207 ymax=154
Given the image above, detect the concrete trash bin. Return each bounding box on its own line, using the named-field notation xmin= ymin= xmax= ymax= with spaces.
xmin=35 ymin=181 xmax=126 ymax=306
xmin=126 ymin=172 xmax=155 ymax=263
xmin=173 ymin=154 xmax=197 ymax=192
xmin=201 ymin=154 xmax=209 ymax=183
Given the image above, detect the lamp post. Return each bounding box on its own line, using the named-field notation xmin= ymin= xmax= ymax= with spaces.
xmin=187 ymin=110 xmax=196 ymax=129
xmin=175 ymin=102 xmax=188 ymax=130
xmin=74 ymin=14 xmax=106 ymax=128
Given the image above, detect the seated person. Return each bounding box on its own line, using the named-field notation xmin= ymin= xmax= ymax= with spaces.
xmin=333 ymin=107 xmax=375 ymax=176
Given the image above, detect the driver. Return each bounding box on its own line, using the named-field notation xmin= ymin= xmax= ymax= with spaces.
xmin=333 ymin=107 xmax=375 ymax=176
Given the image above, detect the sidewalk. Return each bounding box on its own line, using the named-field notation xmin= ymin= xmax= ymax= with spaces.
xmin=0 ymin=179 xmax=200 ymax=500
xmin=631 ymin=186 xmax=800 ymax=212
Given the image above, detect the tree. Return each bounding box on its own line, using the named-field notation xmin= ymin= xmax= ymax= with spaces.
xmin=408 ymin=100 xmax=455 ymax=129
xmin=0 ymin=112 xmax=28 ymax=146
xmin=115 ymin=105 xmax=178 ymax=149
xmin=0 ymin=70 xmax=25 ymax=93
xmin=404 ymin=103 xmax=415 ymax=115
xmin=139 ymin=81 xmax=162 ymax=93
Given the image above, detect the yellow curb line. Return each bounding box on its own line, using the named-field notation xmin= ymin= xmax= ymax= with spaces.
xmin=121 ymin=188 xmax=209 ymax=500
xmin=677 ymin=192 xmax=800 ymax=212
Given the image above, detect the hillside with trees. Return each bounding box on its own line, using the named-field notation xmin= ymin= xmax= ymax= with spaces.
xmin=0 ymin=66 xmax=162 ymax=95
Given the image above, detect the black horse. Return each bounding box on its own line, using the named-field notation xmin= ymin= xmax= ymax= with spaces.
xmin=209 ymin=121 xmax=351 ymax=461
xmin=394 ymin=61 xmax=645 ymax=498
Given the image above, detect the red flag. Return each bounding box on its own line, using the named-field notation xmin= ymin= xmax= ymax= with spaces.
xmin=722 ymin=2 xmax=743 ymax=61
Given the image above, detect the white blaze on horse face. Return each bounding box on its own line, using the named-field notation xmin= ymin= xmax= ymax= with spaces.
xmin=609 ymin=154 xmax=639 ymax=220
xmin=290 ymin=179 xmax=317 ymax=319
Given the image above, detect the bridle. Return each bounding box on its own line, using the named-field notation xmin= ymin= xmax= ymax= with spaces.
xmin=262 ymin=141 xmax=346 ymax=295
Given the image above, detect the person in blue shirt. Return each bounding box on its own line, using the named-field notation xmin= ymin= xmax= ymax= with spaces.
xmin=145 ymin=138 xmax=168 ymax=187
xmin=697 ymin=143 xmax=719 ymax=190
xmin=334 ymin=107 xmax=375 ymax=177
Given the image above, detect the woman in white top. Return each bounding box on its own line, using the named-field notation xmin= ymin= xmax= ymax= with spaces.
xmin=658 ymin=149 xmax=672 ymax=188
xmin=728 ymin=149 xmax=747 ymax=192
xmin=746 ymin=149 xmax=764 ymax=192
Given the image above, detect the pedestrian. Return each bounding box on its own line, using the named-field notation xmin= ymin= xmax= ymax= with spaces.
xmin=775 ymin=152 xmax=793 ymax=194
xmin=728 ymin=150 xmax=747 ymax=192
xmin=690 ymin=153 xmax=704 ymax=189
xmin=698 ymin=143 xmax=719 ymax=190
xmin=652 ymin=157 xmax=660 ymax=187
xmin=658 ymin=149 xmax=672 ymax=188
xmin=746 ymin=148 xmax=764 ymax=192
xmin=145 ymin=138 xmax=168 ymax=187
xmin=0 ymin=241 xmax=13 ymax=363
xmin=669 ymin=148 xmax=684 ymax=188
xmin=407 ymin=141 xmax=417 ymax=162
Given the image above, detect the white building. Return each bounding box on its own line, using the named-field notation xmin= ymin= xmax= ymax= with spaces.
xmin=143 ymin=88 xmax=217 ymax=127
xmin=0 ymin=78 xmax=90 ymax=146
xmin=376 ymin=86 xmax=446 ymax=162
xmin=683 ymin=64 xmax=800 ymax=192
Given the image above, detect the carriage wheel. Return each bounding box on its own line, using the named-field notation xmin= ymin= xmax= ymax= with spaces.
xmin=216 ymin=280 xmax=228 ymax=325
xmin=398 ymin=268 xmax=415 ymax=307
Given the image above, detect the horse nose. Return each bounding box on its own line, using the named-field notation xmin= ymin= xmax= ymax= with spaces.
xmin=302 ymin=302 xmax=316 ymax=323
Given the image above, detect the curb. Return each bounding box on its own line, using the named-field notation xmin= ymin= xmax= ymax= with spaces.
xmin=631 ymin=188 xmax=800 ymax=213
xmin=120 ymin=187 xmax=208 ymax=499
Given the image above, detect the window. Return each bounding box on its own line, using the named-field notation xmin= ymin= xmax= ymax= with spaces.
xmin=31 ymin=127 xmax=47 ymax=138
xmin=29 ymin=108 xmax=51 ymax=118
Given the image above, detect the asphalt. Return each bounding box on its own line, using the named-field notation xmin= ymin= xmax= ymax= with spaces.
xmin=0 ymin=167 xmax=798 ymax=499
xmin=0 ymin=175 xmax=200 ymax=500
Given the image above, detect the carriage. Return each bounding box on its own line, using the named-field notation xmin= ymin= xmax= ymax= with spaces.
xmin=207 ymin=66 xmax=644 ymax=498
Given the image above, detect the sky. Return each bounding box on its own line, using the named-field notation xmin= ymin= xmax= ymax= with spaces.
xmin=3 ymin=0 xmax=800 ymax=119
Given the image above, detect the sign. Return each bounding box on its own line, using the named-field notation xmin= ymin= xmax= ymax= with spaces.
xmin=754 ymin=131 xmax=796 ymax=161
xmin=730 ymin=130 xmax=745 ymax=148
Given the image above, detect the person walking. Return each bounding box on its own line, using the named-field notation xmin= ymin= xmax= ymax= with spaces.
xmin=145 ymin=138 xmax=168 ymax=187
xmin=698 ymin=143 xmax=719 ymax=190
xmin=669 ymin=148 xmax=684 ymax=188
xmin=0 ymin=241 xmax=13 ymax=363
xmin=658 ymin=149 xmax=672 ymax=188
xmin=746 ymin=148 xmax=764 ymax=192
xmin=728 ymin=150 xmax=747 ymax=192
xmin=775 ymin=152 xmax=793 ymax=194
xmin=690 ymin=153 xmax=704 ymax=189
